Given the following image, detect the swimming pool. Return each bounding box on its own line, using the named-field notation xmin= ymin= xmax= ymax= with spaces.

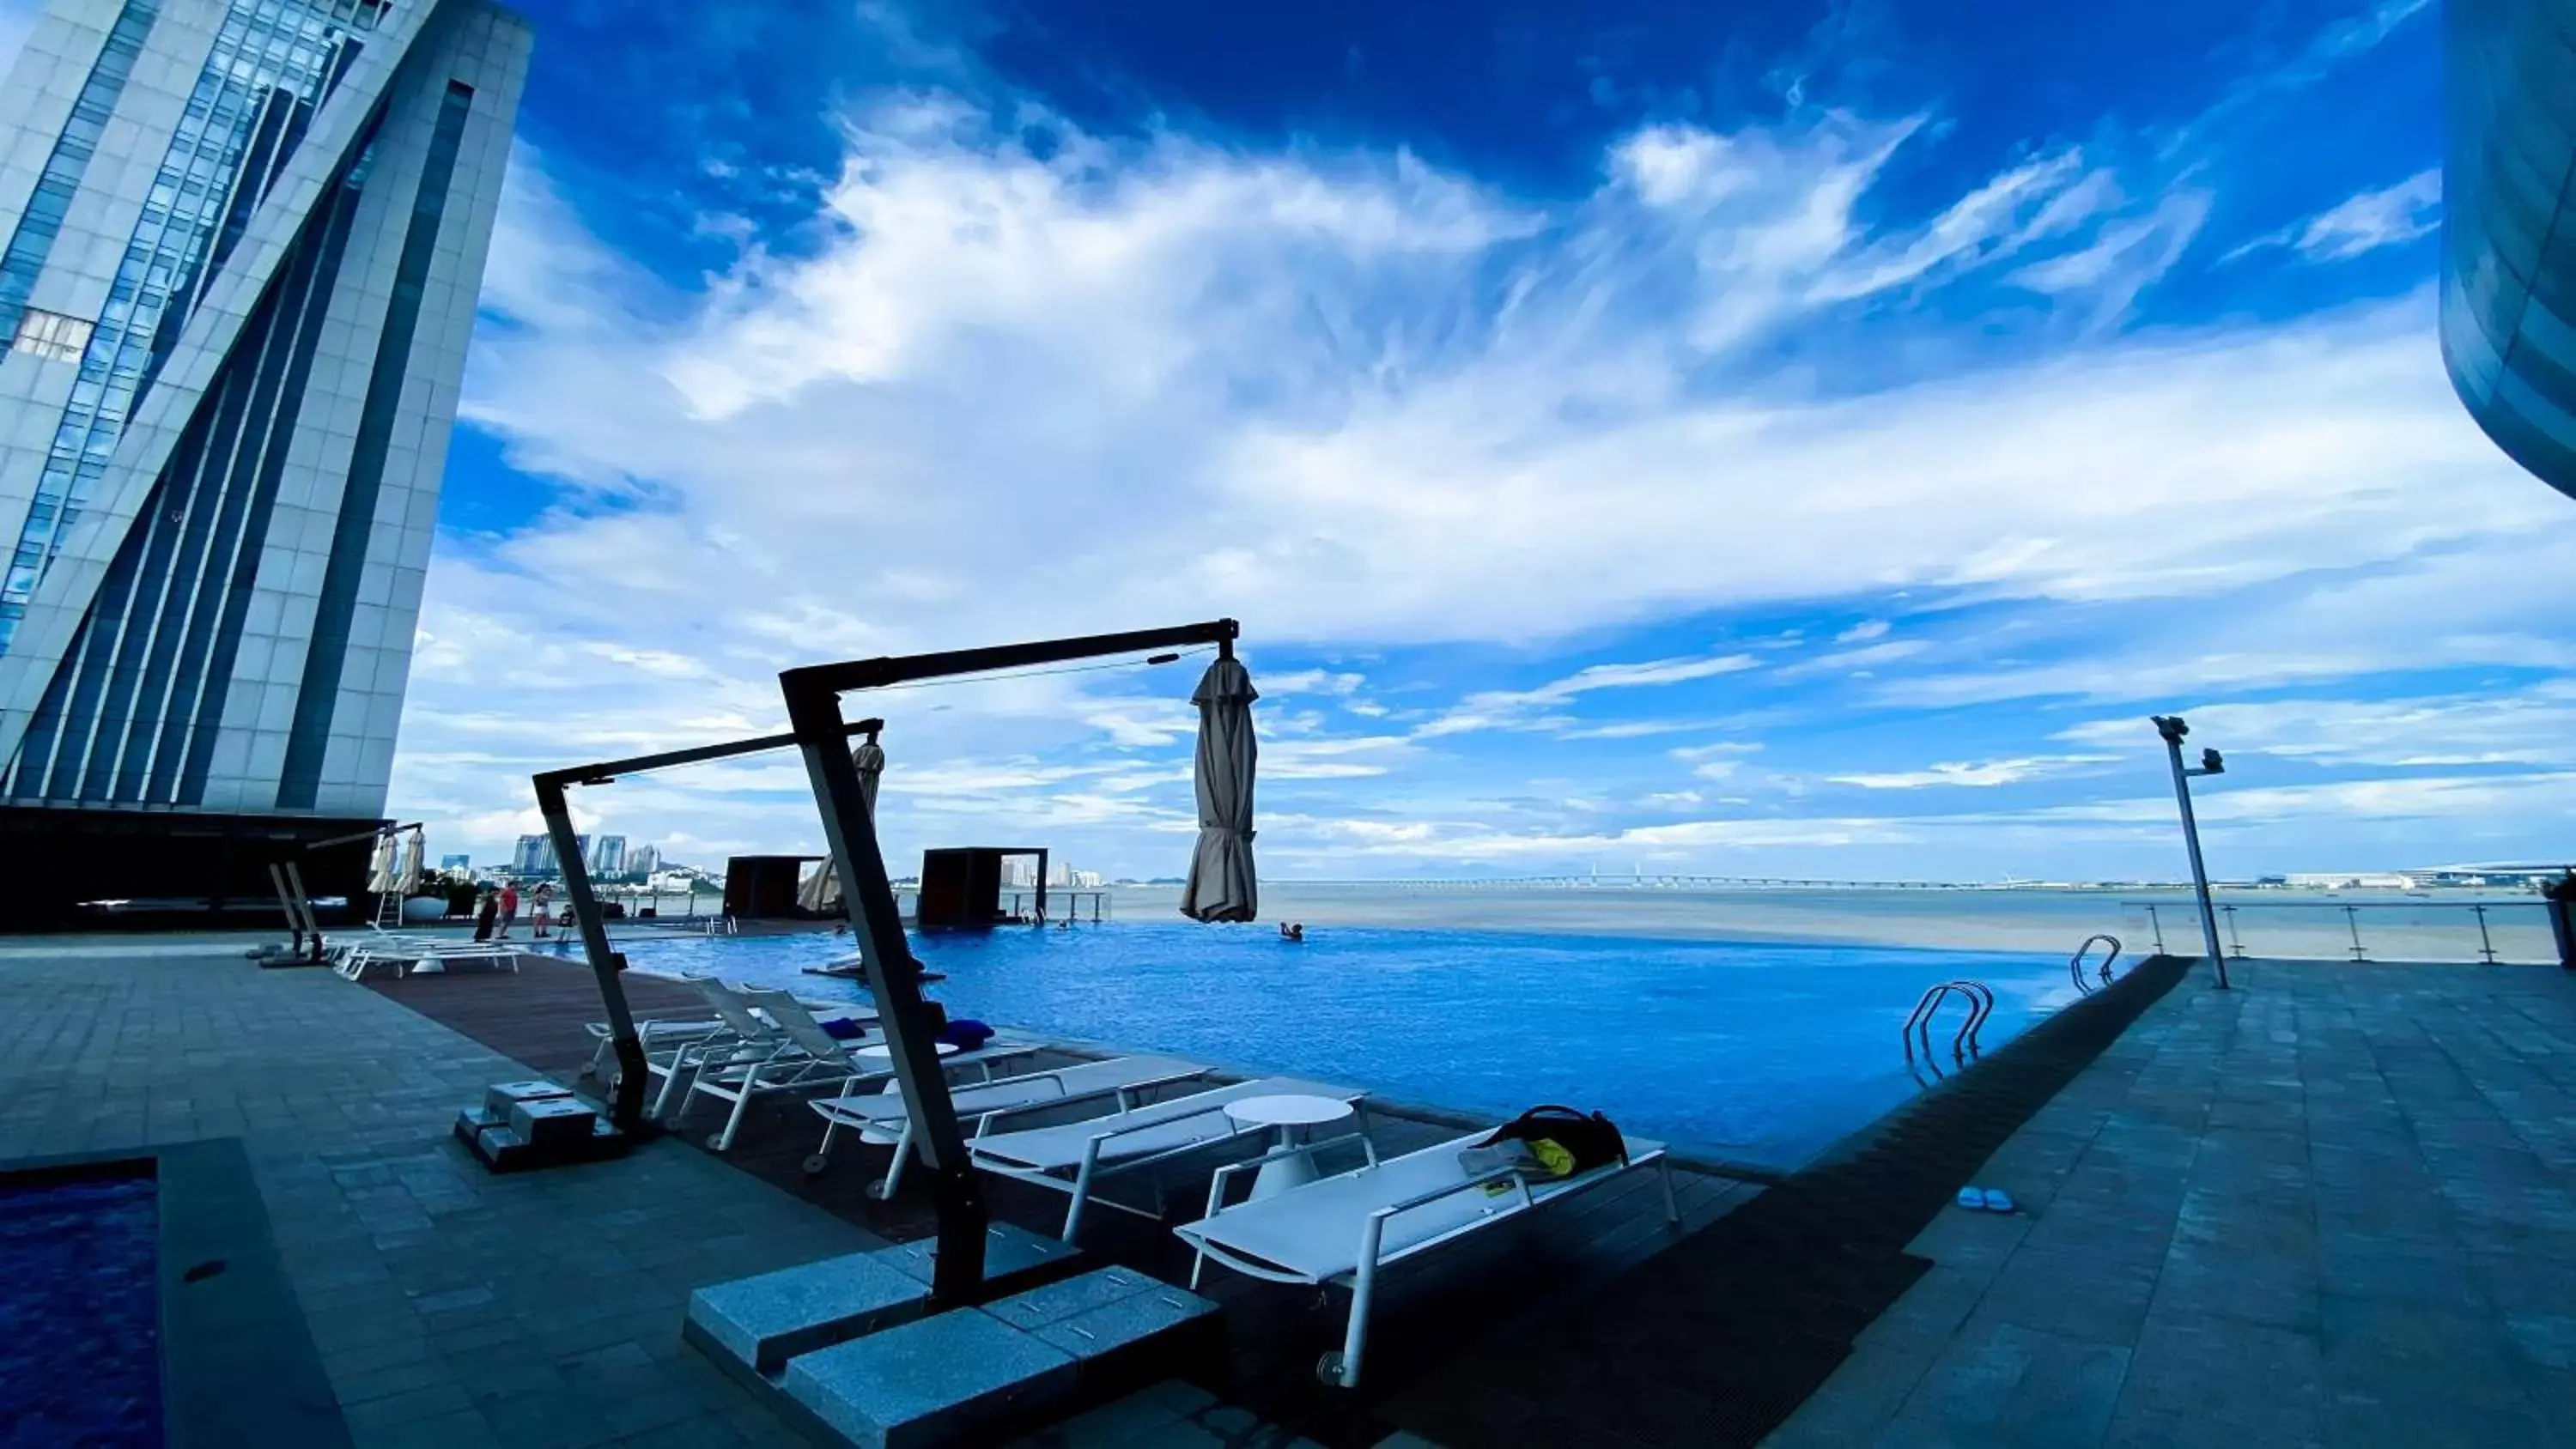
xmin=613 ymin=923 xmax=2074 ymax=1165
xmin=0 ymin=1171 xmax=161 ymax=1446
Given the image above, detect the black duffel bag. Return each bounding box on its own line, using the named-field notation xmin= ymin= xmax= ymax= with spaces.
xmin=1480 ymin=1106 xmax=1629 ymax=1177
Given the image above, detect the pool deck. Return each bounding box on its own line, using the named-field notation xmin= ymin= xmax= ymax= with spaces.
xmin=1769 ymin=955 xmax=2576 ymax=1448
xmin=0 ymin=937 xmax=872 ymax=1449
xmin=357 ymin=952 xmax=1762 ymax=1444
xmin=6 ymin=937 xmax=2573 ymax=1448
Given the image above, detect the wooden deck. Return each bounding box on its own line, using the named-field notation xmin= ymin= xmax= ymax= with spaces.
xmin=362 ymin=955 xmax=1758 ymax=1444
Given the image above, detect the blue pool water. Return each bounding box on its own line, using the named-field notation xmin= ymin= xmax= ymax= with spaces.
xmin=0 ymin=1173 xmax=161 ymax=1447
xmin=617 ymin=922 xmax=2072 ymax=1163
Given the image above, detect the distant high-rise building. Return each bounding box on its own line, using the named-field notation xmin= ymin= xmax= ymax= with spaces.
xmin=0 ymin=0 xmax=532 ymax=924
xmin=588 ymin=834 xmax=624 ymax=876
xmin=438 ymin=852 xmax=467 ymax=872
xmin=510 ymin=831 xmax=584 ymax=878
xmin=627 ymin=842 xmax=659 ymax=876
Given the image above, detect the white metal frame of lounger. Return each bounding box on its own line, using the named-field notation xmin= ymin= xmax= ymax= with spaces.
xmin=643 ymin=982 xmax=856 ymax=1123
xmin=1181 ymin=1141 xmax=1676 ymax=1389
xmin=975 ymin=1095 xmax=1376 ymax=1242
xmin=681 ymin=1039 xmax=1042 ymax=1153
xmin=596 ymin=1000 xmax=878 ymax=1084
xmin=806 ymin=1061 xmax=1218 ymax=1199
xmin=677 ymin=1039 xmax=867 ymax=1151
xmin=335 ymin=940 xmax=522 ymax=981
xmin=580 ymin=1016 xmax=729 ymax=1080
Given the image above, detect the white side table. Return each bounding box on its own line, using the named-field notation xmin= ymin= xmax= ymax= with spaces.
xmin=854 ymin=1040 xmax=962 ymax=1094
xmin=1224 ymin=1093 xmax=1357 ymax=1199
xmin=851 ymin=1040 xmax=961 ymax=1066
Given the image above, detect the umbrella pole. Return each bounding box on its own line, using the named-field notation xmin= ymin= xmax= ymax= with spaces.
xmin=784 ymin=677 xmax=989 ymax=1307
xmin=539 ymin=778 xmax=647 ymax=1132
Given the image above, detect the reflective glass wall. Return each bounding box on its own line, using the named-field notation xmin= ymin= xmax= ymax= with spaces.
xmin=2443 ymin=0 xmax=2576 ymax=500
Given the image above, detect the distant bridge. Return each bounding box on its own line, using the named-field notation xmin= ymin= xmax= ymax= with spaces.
xmin=1271 ymin=874 xmax=2181 ymax=892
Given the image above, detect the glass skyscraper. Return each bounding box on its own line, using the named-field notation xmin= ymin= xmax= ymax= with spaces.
xmin=0 ymin=0 xmax=527 ymax=921
xmin=2442 ymin=0 xmax=2576 ymax=500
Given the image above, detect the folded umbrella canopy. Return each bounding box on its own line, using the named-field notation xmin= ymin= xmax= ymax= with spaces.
xmin=1180 ymin=654 xmax=1259 ymax=922
xmin=365 ymin=833 xmax=398 ymax=894
xmin=798 ymin=736 xmax=887 ymax=912
xmin=394 ymin=828 xmax=425 ymax=894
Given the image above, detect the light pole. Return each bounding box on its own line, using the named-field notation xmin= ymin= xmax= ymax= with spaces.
xmin=2152 ymin=714 xmax=2229 ymax=989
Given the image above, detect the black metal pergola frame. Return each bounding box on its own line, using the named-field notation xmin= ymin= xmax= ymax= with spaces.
xmin=270 ymin=818 xmax=422 ymax=960
xmin=533 ymin=719 xmax=884 ymax=1134
xmin=779 ymin=617 xmax=1239 ymax=1307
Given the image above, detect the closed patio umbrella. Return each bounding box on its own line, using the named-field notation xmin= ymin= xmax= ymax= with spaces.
xmin=799 ymin=734 xmax=887 ymax=913
xmin=1180 ymin=652 xmax=1259 ymax=922
xmin=366 ymin=833 xmax=398 ymax=894
xmin=394 ymin=828 xmax=424 ymax=894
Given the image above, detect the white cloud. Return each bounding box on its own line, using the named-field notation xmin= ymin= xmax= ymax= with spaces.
xmin=2024 ymin=771 xmax=2576 ymax=828
xmin=400 ymin=33 xmax=2556 ymax=870
xmin=1413 ymin=652 xmax=1763 ymax=737
xmin=2226 ymin=169 xmax=2440 ymax=264
xmin=1261 ymin=670 xmax=1369 ymax=697
xmin=2054 ymin=687 xmax=2576 ymax=767
xmin=1828 ymin=755 xmax=2114 ymax=790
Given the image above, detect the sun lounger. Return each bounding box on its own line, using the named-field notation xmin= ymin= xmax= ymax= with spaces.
xmin=641 ymin=978 xmax=794 ymax=1120
xmin=678 ymin=987 xmax=1037 ymax=1152
xmin=1174 ymin=1130 xmax=1675 ymax=1387
xmin=804 ymin=1054 xmax=1213 ymax=1198
xmin=334 ymin=937 xmax=522 ymax=981
xmin=583 ymin=997 xmax=877 ymax=1080
xmin=968 ymin=1076 xmax=1367 ymax=1241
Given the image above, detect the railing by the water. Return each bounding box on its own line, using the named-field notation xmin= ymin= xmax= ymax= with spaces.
xmin=1000 ymin=888 xmax=1112 ymax=923
xmin=577 ymin=883 xmax=1114 ymax=929
xmin=2121 ymin=899 xmax=2561 ymax=965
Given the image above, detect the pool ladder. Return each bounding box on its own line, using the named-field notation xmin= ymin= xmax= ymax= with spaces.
xmin=1903 ymin=979 xmax=1995 ymax=1069
xmin=2069 ymin=933 xmax=2122 ymax=996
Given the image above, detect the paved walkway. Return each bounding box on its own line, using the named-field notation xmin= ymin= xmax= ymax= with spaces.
xmin=0 ymin=943 xmax=875 ymax=1449
xmin=1767 ymin=957 xmax=2576 ymax=1449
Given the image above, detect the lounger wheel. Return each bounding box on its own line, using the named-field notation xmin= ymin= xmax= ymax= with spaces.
xmin=1316 ymin=1351 xmax=1350 ymax=1387
xmin=866 ymin=1180 xmax=896 ymax=1201
xmin=706 ymin=1133 xmax=729 ymax=1152
xmin=801 ymin=1154 xmax=829 ymax=1177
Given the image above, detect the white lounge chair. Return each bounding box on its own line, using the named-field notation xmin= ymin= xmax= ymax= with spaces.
xmin=640 ymin=979 xmax=793 ymax=1120
xmin=334 ymin=936 xmax=521 ymax=981
xmin=679 ymin=988 xmax=1036 ymax=1152
xmin=967 ymin=1076 xmax=1367 ymax=1241
xmin=804 ymin=1054 xmax=1214 ymax=1198
xmin=1174 ymin=1130 xmax=1676 ymax=1388
xmin=582 ymin=996 xmax=878 ymax=1080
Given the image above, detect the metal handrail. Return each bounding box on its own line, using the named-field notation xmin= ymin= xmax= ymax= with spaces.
xmin=2069 ymin=934 xmax=2122 ymax=995
xmin=1904 ymin=979 xmax=1995 ymax=1064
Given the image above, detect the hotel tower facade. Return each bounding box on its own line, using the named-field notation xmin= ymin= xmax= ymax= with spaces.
xmin=0 ymin=0 xmax=526 ymax=921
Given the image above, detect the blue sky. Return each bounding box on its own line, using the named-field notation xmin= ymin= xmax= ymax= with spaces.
xmin=18 ymin=0 xmax=2574 ymax=882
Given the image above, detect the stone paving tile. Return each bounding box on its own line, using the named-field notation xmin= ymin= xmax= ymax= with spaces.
xmin=0 ymin=943 xmax=876 ymax=1447
xmin=1876 ymin=1321 xmax=2131 ymax=1449
xmin=1765 ymin=957 xmax=2576 ymax=1449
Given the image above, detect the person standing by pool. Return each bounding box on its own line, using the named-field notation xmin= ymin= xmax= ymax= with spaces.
xmin=472 ymin=887 xmax=499 ymax=943
xmin=496 ymin=882 xmax=519 ymax=939
xmin=531 ymin=882 xmax=554 ymax=939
